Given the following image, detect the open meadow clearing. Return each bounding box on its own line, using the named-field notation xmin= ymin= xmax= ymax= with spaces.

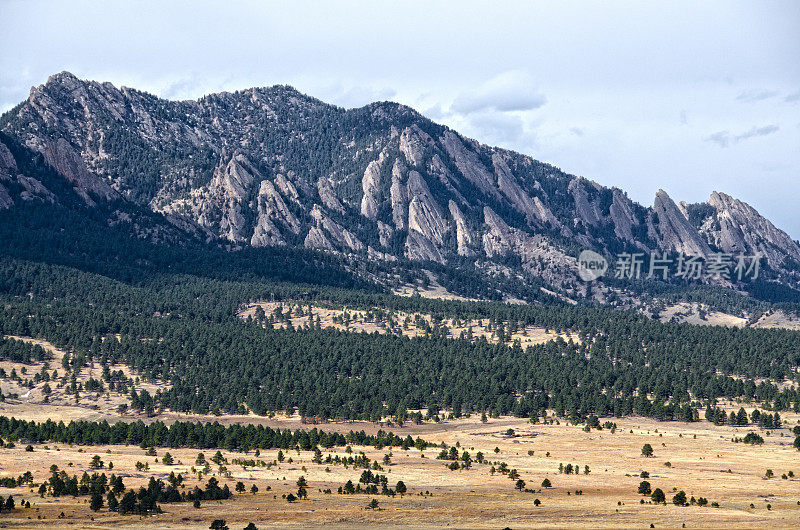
xmin=0 ymin=408 xmax=798 ymax=529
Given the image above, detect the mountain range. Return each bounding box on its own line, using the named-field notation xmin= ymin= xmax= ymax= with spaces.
xmin=2 ymin=72 xmax=799 ymax=310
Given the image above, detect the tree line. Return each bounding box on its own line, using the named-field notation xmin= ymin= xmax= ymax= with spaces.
xmin=0 ymin=416 xmax=431 ymax=452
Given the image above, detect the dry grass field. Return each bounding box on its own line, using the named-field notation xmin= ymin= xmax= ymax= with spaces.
xmin=238 ymin=302 xmax=579 ymax=348
xmin=658 ymin=303 xmax=800 ymax=331
xmin=0 ymin=407 xmax=798 ymax=529
xmin=1 ymin=336 xmax=799 ymax=528
xmin=0 ymin=336 xmax=167 ymax=421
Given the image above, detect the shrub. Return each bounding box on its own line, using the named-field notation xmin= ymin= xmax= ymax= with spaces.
xmin=651 ymin=488 xmax=665 ymax=504
xmin=638 ymin=481 xmax=651 ymax=495
xmin=742 ymin=432 xmax=764 ymax=445
xmin=672 ymin=491 xmax=687 ymax=506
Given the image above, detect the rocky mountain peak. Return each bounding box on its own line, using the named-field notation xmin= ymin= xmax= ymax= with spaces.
xmin=2 ymin=73 xmax=799 ymax=300
xmin=704 ymin=190 xmax=800 ymax=267
xmin=652 ymin=189 xmax=711 ymax=257
xmin=35 ymin=71 xmax=81 ymax=95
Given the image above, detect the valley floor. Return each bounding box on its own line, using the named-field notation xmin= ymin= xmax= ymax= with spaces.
xmin=0 ymin=411 xmax=798 ymax=528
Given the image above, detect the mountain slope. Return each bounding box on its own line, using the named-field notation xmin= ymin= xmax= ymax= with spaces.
xmin=2 ymin=72 xmax=799 ymax=306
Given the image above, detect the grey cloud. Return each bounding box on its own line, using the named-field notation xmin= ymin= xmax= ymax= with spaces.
xmin=569 ymin=127 xmax=585 ymax=137
xmin=705 ymin=124 xmax=779 ymax=148
xmin=785 ymin=90 xmax=800 ymax=103
xmin=735 ymin=124 xmax=779 ymax=141
xmin=450 ymin=70 xmax=546 ymax=114
xmin=736 ymin=89 xmax=779 ymax=102
xmin=706 ymin=130 xmax=732 ymax=148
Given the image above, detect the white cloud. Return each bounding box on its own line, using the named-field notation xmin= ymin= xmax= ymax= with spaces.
xmin=464 ymin=111 xmax=526 ymax=145
xmin=159 ymin=74 xmax=217 ymax=101
xmin=450 ymin=70 xmax=546 ymax=114
xmin=317 ymin=84 xmax=397 ymax=109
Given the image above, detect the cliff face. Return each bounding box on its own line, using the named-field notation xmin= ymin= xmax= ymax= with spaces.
xmin=652 ymin=189 xmax=712 ymax=257
xmin=0 ymin=132 xmax=111 ymax=209
xmin=2 ymin=72 xmax=799 ymax=296
xmin=703 ymin=191 xmax=800 ymax=265
xmin=0 ymin=140 xmax=20 ymax=208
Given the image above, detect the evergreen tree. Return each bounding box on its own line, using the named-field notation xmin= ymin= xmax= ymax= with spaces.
xmin=90 ymin=491 xmax=104 ymax=512
xmin=651 ymin=488 xmax=665 ymax=504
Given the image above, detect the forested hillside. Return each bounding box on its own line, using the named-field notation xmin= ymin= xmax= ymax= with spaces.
xmin=1 ymin=226 xmax=798 ymax=421
xmin=0 ymin=73 xmax=799 ymax=427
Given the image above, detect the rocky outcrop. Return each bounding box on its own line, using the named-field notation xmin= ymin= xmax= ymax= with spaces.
xmin=41 ymin=138 xmax=117 ymax=206
xmin=377 ymin=221 xmax=394 ymax=249
xmin=440 ymin=130 xmax=502 ymax=200
xmin=193 ymin=153 xmax=255 ymax=243
xmin=317 ymin=177 xmax=346 ymax=215
xmin=482 ymin=206 xmax=576 ymax=286
xmin=17 ymin=175 xmax=55 ymax=203
xmin=652 ymin=189 xmax=710 ymax=256
xmin=569 ymin=178 xmax=604 ymax=227
xmin=405 ymin=229 xmax=445 ymax=263
xmin=399 ymin=125 xmax=432 ymax=167
xmin=427 ymin=153 xmax=467 ymax=205
xmin=251 ymin=178 xmax=301 ymax=247
xmin=407 ymin=171 xmax=448 ymax=246
xmin=0 ymin=141 xmax=16 ymax=209
xmin=390 ymin=159 xmax=409 ymax=230
xmin=569 ymin=178 xmax=645 ymax=245
xmin=534 ymin=196 xmax=567 ymax=234
xmin=406 ymin=166 xmax=450 ymax=256
xmin=493 ymin=153 xmax=542 ymax=224
xmin=706 ymin=191 xmax=800 ymax=265
xmin=218 ymin=154 xmax=255 ymax=200
xmin=609 ymin=190 xmax=642 ymax=244
xmin=0 ymin=184 xmax=12 ymax=209
xmin=274 ymin=173 xmax=300 ymax=205
xmin=0 ymin=140 xmax=16 ymax=176
xmin=403 ymin=168 xmax=451 ymax=259
xmin=482 ymin=207 xmax=523 ymax=258
xmin=286 ymin=170 xmax=312 ymax=197
xmin=250 ymin=214 xmax=284 ymax=247
xmin=360 ymin=149 xmax=388 ymax=220
xmin=305 ymin=205 xmax=364 ymax=253
xmin=448 ymin=200 xmax=476 ymax=257
xmin=160 ymin=151 xmax=305 ymax=247
xmin=0 ymin=138 xmax=57 ymax=207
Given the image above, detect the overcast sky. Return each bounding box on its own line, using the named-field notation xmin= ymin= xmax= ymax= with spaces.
xmin=2 ymin=0 xmax=798 ymax=237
